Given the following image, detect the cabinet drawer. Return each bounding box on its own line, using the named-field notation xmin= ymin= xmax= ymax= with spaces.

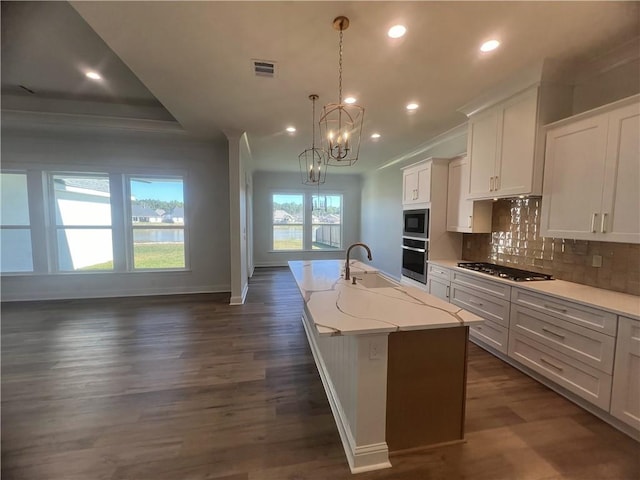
xmin=452 ymin=271 xmax=511 ymax=300
xmin=510 ymin=305 xmax=615 ymax=373
xmin=428 ymin=263 xmax=451 ymax=282
xmin=509 ymin=333 xmax=612 ymax=411
xmin=469 ymin=319 xmax=508 ymax=354
xmin=451 ymin=284 xmax=510 ymax=327
xmin=511 ymin=288 xmax=617 ymax=336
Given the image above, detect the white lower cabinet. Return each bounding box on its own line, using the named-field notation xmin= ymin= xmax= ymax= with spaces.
xmin=610 ymin=316 xmax=640 ymax=430
xmin=508 ymin=332 xmax=613 ymax=411
xmin=450 ymin=272 xmax=511 ymax=354
xmin=426 ymin=263 xmax=451 ymax=302
xmin=428 ymin=278 xmax=450 ymax=302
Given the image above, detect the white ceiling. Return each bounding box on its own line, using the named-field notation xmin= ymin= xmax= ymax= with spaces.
xmin=3 ymin=1 xmax=639 ymax=174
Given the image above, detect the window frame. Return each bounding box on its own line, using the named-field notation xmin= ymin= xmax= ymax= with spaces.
xmin=0 ymin=170 xmax=34 ymax=274
xmin=125 ymin=174 xmax=189 ymax=271
xmin=48 ymin=171 xmax=115 ymax=273
xmin=270 ymin=190 xmax=344 ymax=252
xmin=0 ymin=165 xmax=191 ymax=277
xmin=271 ymin=192 xmax=305 ymax=251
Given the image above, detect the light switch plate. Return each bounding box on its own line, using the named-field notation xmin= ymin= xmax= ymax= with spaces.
xmin=592 ymin=255 xmax=603 ymax=268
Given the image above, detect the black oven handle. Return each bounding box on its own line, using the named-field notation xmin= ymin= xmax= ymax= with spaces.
xmin=402 ymin=245 xmax=426 ymax=253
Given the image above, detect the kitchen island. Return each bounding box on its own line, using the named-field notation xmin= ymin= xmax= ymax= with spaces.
xmin=288 ymin=259 xmax=483 ymax=473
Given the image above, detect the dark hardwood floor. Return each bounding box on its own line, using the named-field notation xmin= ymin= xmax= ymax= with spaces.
xmin=2 ymin=267 xmax=638 ymax=479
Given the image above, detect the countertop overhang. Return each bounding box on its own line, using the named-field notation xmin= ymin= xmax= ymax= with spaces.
xmin=289 ymin=259 xmax=483 ymax=336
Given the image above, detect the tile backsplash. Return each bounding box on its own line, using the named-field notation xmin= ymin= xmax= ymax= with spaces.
xmin=462 ymin=197 xmax=640 ymax=296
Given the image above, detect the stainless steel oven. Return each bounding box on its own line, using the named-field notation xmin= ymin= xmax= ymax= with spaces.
xmin=401 ymin=237 xmax=428 ymax=283
xmin=403 ymin=209 xmax=429 ymax=239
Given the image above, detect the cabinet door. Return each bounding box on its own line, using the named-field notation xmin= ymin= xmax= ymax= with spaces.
xmin=468 ymin=109 xmax=499 ymax=198
xmin=427 ymin=278 xmax=450 ymax=302
xmin=447 ymin=157 xmax=473 ymax=232
xmin=416 ymin=163 xmax=431 ymax=203
xmin=403 ymin=168 xmax=419 ymax=204
xmin=600 ymin=102 xmax=640 ymax=243
xmin=540 ymin=114 xmax=609 ymax=240
xmin=610 ymin=316 xmax=640 ymax=430
xmin=496 ymin=89 xmax=538 ymax=196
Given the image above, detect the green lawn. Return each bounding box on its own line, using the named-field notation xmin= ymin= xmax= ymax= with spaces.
xmin=81 ymin=243 xmax=185 ymax=270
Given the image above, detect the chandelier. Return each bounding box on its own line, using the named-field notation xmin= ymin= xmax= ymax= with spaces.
xmin=299 ymin=94 xmax=327 ymax=185
xmin=319 ymin=16 xmax=365 ymax=167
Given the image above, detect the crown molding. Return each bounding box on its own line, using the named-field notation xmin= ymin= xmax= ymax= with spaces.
xmin=1 ymin=109 xmax=187 ymax=135
xmin=377 ymin=122 xmax=468 ymax=171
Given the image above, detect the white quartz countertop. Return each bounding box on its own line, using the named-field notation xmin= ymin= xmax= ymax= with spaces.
xmin=289 ymin=259 xmax=483 ymax=336
xmin=428 ymin=259 xmax=640 ymax=320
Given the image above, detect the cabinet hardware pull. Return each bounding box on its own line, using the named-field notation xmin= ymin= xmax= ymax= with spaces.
xmin=446 ymin=285 xmax=450 ymax=298
xmin=489 ymin=176 xmax=494 ymax=191
xmin=542 ymin=327 xmax=566 ymax=339
xmin=601 ymin=212 xmax=607 ymax=233
xmin=495 ymin=176 xmax=500 ymax=190
xmin=468 ymin=298 xmax=483 ymax=306
xmin=468 ymin=215 xmax=472 ymax=228
xmin=544 ymin=304 xmax=568 ymax=313
xmin=540 ymin=357 xmax=564 ymax=372
xmin=590 ymin=213 xmax=598 ymax=233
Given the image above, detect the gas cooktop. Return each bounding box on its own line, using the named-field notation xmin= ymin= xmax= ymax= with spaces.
xmin=457 ymin=262 xmax=554 ymax=282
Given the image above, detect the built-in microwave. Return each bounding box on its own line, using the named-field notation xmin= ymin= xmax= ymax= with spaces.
xmin=403 ymin=209 xmax=429 ymax=239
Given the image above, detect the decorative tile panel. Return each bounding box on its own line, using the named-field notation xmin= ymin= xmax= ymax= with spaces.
xmin=462 ymin=197 xmax=640 ymax=296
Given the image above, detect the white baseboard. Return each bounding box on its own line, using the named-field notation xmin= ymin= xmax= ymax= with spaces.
xmin=229 ymin=281 xmax=249 ymax=305
xmin=301 ymin=310 xmax=391 ymax=473
xmin=0 ymin=284 xmax=230 ymax=302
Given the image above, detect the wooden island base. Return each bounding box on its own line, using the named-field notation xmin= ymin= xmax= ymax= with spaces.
xmin=386 ymin=326 xmax=469 ymax=452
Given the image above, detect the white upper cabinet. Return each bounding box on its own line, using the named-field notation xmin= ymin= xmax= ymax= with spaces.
xmin=446 ymin=155 xmax=492 ymax=233
xmin=467 ymin=87 xmax=540 ymax=199
xmin=402 ymin=161 xmax=432 ymax=206
xmin=541 ymin=96 xmax=640 ymax=243
xmin=465 ymin=84 xmax=573 ymax=201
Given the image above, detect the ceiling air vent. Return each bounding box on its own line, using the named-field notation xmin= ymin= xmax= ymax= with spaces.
xmin=252 ymin=59 xmax=276 ymax=78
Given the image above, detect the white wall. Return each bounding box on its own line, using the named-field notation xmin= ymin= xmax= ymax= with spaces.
xmin=252 ymin=171 xmax=362 ymax=266
xmin=1 ymin=125 xmax=231 ymax=301
xmin=361 ymin=127 xmax=468 ymax=279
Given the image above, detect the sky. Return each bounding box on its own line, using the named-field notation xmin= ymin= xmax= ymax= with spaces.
xmin=130 ymin=179 xmax=184 ymax=202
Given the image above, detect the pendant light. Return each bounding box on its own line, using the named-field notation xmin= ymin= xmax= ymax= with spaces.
xmin=319 ymin=16 xmax=365 ymax=167
xmin=299 ymin=94 xmax=327 ymax=186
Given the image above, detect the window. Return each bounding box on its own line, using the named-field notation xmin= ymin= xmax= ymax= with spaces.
xmin=271 ymin=192 xmax=343 ymax=251
xmin=129 ymin=176 xmax=185 ymax=269
xmin=272 ymin=194 xmax=304 ymax=250
xmin=312 ymin=194 xmax=342 ymax=250
xmin=1 ymin=172 xmax=33 ymax=272
xmin=52 ymin=173 xmax=113 ymax=271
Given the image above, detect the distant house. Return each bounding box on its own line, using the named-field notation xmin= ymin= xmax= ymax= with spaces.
xmin=273 ymin=209 xmax=295 ymax=223
xmin=162 ymin=206 xmax=185 ymax=224
xmin=132 ymin=205 xmax=163 ymax=223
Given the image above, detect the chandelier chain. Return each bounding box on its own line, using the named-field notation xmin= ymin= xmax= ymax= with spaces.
xmin=338 ymin=28 xmax=343 ymax=104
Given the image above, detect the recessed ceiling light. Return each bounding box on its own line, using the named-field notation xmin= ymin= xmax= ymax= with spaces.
xmin=344 ymin=97 xmax=356 ymax=104
xmin=371 ymin=133 xmax=381 ymax=139
xmin=388 ymin=25 xmax=407 ymax=39
xmin=406 ymin=103 xmax=419 ymax=111
xmin=480 ymin=39 xmax=500 ymax=52
xmin=286 ymin=126 xmax=296 ymax=133
xmin=85 ymin=71 xmax=102 ymax=80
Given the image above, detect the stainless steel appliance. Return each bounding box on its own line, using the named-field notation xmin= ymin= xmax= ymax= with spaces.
xmin=457 ymin=262 xmax=554 ymax=281
xmin=403 ymin=209 xmax=429 ymax=239
xmin=402 ymin=237 xmax=428 ymax=283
